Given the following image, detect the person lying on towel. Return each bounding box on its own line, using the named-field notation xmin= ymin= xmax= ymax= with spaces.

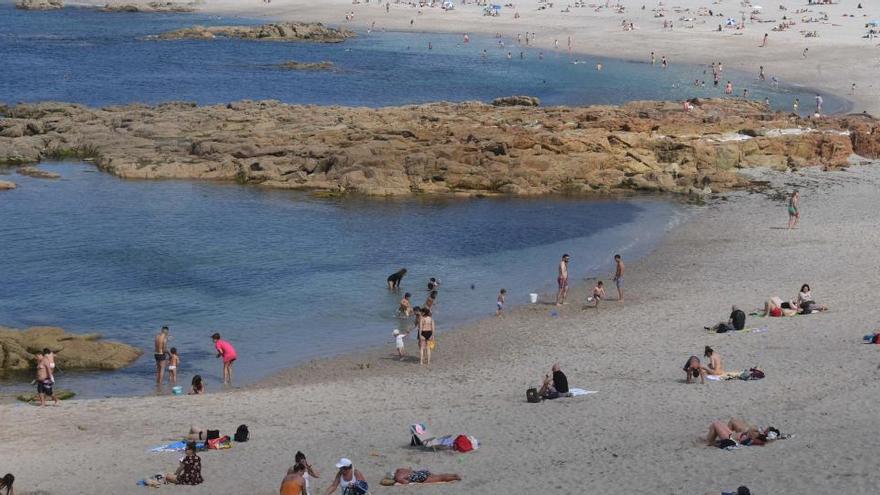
xmin=392 ymin=468 xmax=461 ymax=485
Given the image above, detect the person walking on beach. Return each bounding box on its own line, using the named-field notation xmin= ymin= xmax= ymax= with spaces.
xmin=154 ymin=326 xmax=169 ymax=384
xmin=393 ymin=329 xmax=408 ymax=361
xmin=418 ymin=308 xmax=435 ymax=366
xmin=294 ymin=451 xmax=319 ymax=495
xmin=759 ymin=65 xmax=765 ymax=81
xmin=787 ymin=190 xmax=800 ymax=230
xmin=556 ymin=254 xmax=570 ymax=306
xmin=496 ymin=288 xmax=506 ymax=316
xmin=761 ymin=33 xmax=768 ymax=47
xmin=212 ymin=333 xmax=237 ymax=385
xmin=613 ymin=254 xmax=625 ymax=303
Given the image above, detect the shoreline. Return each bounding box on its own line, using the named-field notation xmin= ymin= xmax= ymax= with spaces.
xmin=4 ymin=163 xmax=880 ymax=494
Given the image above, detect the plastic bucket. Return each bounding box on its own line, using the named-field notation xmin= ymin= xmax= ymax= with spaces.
xmin=171 ymin=386 xmax=183 ymax=395
xmin=529 ymin=293 xmax=538 ymax=304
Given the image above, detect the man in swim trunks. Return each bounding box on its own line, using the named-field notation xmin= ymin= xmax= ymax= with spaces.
xmin=35 ymin=350 xmax=58 ymax=406
xmin=613 ymin=254 xmax=625 ymax=303
xmin=556 ymin=254 xmax=570 ymax=306
xmin=154 ymin=326 xmax=170 ymax=384
xmin=392 ymin=468 xmax=461 ymax=485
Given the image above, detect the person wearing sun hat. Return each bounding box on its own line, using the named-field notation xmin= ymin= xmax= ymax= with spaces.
xmin=322 ymin=458 xmax=368 ymax=495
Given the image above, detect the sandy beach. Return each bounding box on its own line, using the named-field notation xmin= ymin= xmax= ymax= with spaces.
xmin=155 ymin=0 xmax=880 ymax=115
xmin=3 ymin=161 xmax=880 ymax=494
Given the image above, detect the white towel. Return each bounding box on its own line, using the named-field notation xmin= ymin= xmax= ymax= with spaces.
xmin=568 ymin=388 xmax=597 ymax=396
xmin=706 ymin=375 xmax=723 ymax=381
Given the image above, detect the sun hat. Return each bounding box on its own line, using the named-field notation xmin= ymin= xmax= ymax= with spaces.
xmin=393 ymin=329 xmax=400 ymax=336
xmin=335 ymin=458 xmax=352 ymax=469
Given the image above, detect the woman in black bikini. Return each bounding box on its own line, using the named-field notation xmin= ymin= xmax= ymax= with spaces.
xmin=418 ymin=308 xmax=435 ymax=366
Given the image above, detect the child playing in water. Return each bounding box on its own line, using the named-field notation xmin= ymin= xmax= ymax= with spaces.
xmin=587 ymin=281 xmax=606 ymax=311
xmin=393 ymin=329 xmax=408 ymax=360
xmin=168 ymin=348 xmax=179 ymax=384
xmin=496 ymin=289 xmax=506 ymax=316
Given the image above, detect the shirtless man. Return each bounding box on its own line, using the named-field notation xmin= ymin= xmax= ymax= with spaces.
xmin=154 ymin=326 xmax=170 ymax=384
xmin=613 ymin=254 xmax=625 ymax=302
xmin=35 ymin=351 xmax=58 ymax=406
xmin=555 ymin=254 xmax=570 ymax=306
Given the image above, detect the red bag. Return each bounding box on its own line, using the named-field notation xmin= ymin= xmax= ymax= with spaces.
xmin=453 ymin=435 xmax=473 ymax=453
xmin=769 ymin=307 xmax=782 ymax=317
xmin=207 ymin=435 xmax=230 ymax=449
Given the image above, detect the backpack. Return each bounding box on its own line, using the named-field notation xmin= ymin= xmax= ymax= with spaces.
xmin=526 ymin=388 xmax=541 ymax=403
xmin=234 ymin=424 xmax=249 ymax=442
xmin=206 ymin=429 xmax=220 ymax=440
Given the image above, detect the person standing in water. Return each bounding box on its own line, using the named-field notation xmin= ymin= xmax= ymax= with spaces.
xmin=496 ymin=289 xmax=506 ymax=316
xmin=793 ymin=98 xmax=800 ymax=113
xmin=154 ymin=326 xmax=170 ymax=384
xmin=418 ymin=308 xmax=435 ymax=366
xmin=613 ymin=254 xmax=625 ymax=303
xmin=387 ymin=268 xmax=407 ymax=290
xmin=212 ymin=333 xmax=237 ymax=385
xmin=787 ymin=190 xmax=800 ymax=230
xmin=399 ymin=293 xmax=413 ymax=316
xmin=556 ymin=254 xmax=570 ymax=306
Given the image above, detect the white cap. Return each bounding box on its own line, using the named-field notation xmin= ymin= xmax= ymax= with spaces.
xmin=393 ymin=329 xmax=400 ymax=336
xmin=335 ymin=458 xmax=352 ymax=469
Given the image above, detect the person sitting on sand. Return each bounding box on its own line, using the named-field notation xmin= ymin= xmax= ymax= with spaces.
xmin=538 ymin=364 xmax=571 ymax=400
xmin=321 ymin=458 xmax=367 ymax=495
xmin=280 ymin=462 xmax=306 ymax=495
xmin=704 ymin=346 xmax=724 ymax=376
xmin=392 ymin=468 xmax=461 ymax=485
xmin=164 ymin=442 xmax=203 ymax=485
xmin=684 ymin=355 xmax=706 ymax=384
xmin=189 ymin=375 xmax=205 ymax=395
xmin=398 ymin=293 xmax=413 ymax=316
xmin=796 ymin=284 xmax=828 ymax=313
xmin=709 ymin=306 xmax=746 ymax=332
xmin=387 ymin=268 xmax=407 ymax=290
xmin=0 ymin=473 xmax=14 ymax=495
xmin=763 ymin=296 xmax=798 ymax=317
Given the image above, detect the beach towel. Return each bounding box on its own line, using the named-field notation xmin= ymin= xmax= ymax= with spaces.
xmin=150 ymin=441 xmax=205 ymax=453
xmin=568 ymin=388 xmax=598 ymax=397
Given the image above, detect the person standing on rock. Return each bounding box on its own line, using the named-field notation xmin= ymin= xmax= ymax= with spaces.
xmin=154 ymin=326 xmax=170 ymax=384
xmin=212 ymin=332 xmax=237 ymax=385
xmin=556 ymin=254 xmax=570 ymax=306
xmin=613 ymin=254 xmax=625 ymax=303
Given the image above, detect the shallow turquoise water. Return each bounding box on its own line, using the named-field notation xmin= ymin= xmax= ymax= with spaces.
xmin=0 ymin=163 xmax=685 ymax=397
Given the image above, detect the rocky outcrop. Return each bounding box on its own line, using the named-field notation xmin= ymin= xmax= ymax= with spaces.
xmin=0 ymin=326 xmax=142 ymax=371
xmin=276 ymin=60 xmax=335 ymax=71
xmin=152 ymin=22 xmax=356 ymax=43
xmin=0 ymin=99 xmax=875 ymax=196
xmin=17 ymin=166 xmax=60 ymax=179
xmin=15 ymin=0 xmax=63 ymax=9
xmin=100 ymin=2 xmax=197 ymax=12
xmin=0 ymin=180 xmax=16 ymax=190
xmin=492 ymin=95 xmax=540 ymax=107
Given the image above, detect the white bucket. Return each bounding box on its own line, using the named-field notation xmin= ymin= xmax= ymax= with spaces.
xmin=529 ymin=293 xmax=538 ymax=304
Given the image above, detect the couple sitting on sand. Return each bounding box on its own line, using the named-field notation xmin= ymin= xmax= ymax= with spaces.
xmin=706 ymin=417 xmax=786 ymax=448
xmin=538 ymin=364 xmax=570 ymax=399
xmin=683 ymin=347 xmax=724 ymax=384
xmin=763 ymin=284 xmax=828 ymax=317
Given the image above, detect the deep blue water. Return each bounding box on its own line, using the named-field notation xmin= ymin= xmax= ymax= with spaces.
xmin=0 ymin=163 xmax=684 ymax=397
xmin=0 ymin=2 xmax=847 ymax=112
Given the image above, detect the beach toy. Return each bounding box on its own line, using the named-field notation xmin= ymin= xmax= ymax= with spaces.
xmin=529 ymin=293 xmax=538 ymax=303
xmin=172 ymin=386 xmax=183 ymax=395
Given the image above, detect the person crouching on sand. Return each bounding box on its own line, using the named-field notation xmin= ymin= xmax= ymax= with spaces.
xmin=586 ymin=281 xmax=605 ymax=310
xmin=211 ymin=332 xmax=237 ymax=385
xmin=189 ymin=375 xmax=205 ymax=395
xmin=683 ymin=355 xmax=706 ymax=384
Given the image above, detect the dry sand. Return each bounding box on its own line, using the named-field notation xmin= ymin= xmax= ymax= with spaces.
xmin=3 ymin=162 xmax=880 ymax=494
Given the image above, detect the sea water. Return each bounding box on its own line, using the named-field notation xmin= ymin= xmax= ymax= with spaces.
xmin=0 ymin=163 xmax=685 ymax=397
xmin=0 ymin=2 xmax=847 ymax=111
xmin=0 ymin=3 xmax=843 ymax=397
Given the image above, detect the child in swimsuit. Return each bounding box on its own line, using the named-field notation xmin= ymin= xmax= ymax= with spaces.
xmin=168 ymin=348 xmax=179 ymax=384
xmin=496 ymin=289 xmax=506 ymax=317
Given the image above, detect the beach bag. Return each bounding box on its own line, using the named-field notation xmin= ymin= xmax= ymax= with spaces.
xmin=873 ymin=334 xmax=880 ymax=344
xmin=342 ymin=480 xmax=369 ymax=495
xmin=453 ymin=434 xmax=474 ymax=453
xmin=206 ymin=429 xmax=220 ymax=441
xmin=526 ymin=388 xmax=541 ymax=403
xmin=749 ymin=368 xmax=765 ymax=380
xmin=207 ymin=435 xmax=230 ymax=449
xmin=234 ymin=424 xmax=249 ymax=442
xmin=428 ymin=340 xmax=436 ymax=350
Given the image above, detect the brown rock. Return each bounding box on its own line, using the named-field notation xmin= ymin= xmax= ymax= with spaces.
xmin=0 ymin=180 xmax=16 ymax=190
xmin=17 ymin=166 xmax=60 ymax=179
xmin=0 ymin=326 xmax=142 ymax=370
xmin=15 ymin=0 xmax=63 ymax=10
xmin=152 ymin=22 xmax=355 ymax=43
